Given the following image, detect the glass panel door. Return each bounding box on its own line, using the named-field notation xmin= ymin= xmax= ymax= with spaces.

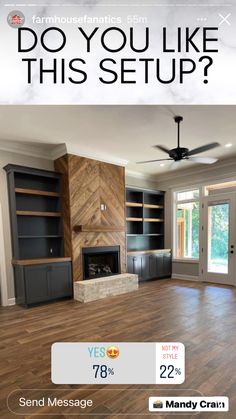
xmin=202 ymin=194 xmax=235 ymax=286
xmin=207 ymin=203 xmax=229 ymax=274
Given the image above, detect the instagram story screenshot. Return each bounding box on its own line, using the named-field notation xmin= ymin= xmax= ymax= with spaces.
xmin=0 ymin=0 xmax=235 ymax=418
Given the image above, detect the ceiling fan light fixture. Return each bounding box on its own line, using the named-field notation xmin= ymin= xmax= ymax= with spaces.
xmin=136 ymin=115 xmax=221 ymax=166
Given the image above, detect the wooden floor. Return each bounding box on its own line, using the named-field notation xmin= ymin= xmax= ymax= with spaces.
xmin=1 ymin=279 xmax=236 ymax=418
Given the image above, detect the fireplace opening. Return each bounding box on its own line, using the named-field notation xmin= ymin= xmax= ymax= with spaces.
xmin=82 ymin=246 xmax=120 ymax=280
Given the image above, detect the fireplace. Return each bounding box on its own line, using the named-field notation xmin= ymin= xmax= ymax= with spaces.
xmin=82 ymin=246 xmax=120 ymax=280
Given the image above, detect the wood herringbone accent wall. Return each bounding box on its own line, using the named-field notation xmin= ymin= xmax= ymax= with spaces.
xmin=55 ymin=154 xmax=126 ymax=281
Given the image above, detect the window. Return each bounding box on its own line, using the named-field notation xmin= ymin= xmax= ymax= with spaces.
xmin=174 ymin=189 xmax=200 ymax=259
xmin=177 ymin=189 xmax=199 ymax=201
xmin=205 ymin=181 xmax=236 ymax=195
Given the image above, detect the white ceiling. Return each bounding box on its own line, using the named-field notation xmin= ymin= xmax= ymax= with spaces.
xmin=0 ymin=105 xmax=236 ymax=177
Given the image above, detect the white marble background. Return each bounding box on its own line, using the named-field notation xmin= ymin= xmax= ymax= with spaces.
xmin=0 ymin=0 xmax=235 ymax=104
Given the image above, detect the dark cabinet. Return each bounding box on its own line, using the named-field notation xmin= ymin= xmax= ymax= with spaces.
xmin=127 ymin=254 xmax=150 ymax=280
xmin=4 ymin=164 xmax=73 ymax=307
xmin=141 ymin=255 xmax=150 ymax=280
xmin=163 ymin=252 xmax=172 ymax=277
xmin=14 ymin=262 xmax=73 ymax=306
xmin=133 ymin=256 xmax=142 ymax=278
xmin=149 ymin=254 xmax=157 ymax=278
xmin=127 ymin=251 xmax=171 ymax=281
xmin=48 ymin=263 xmax=72 ymax=299
xmin=156 ymin=254 xmax=164 ymax=277
xmin=25 ymin=265 xmax=50 ymax=304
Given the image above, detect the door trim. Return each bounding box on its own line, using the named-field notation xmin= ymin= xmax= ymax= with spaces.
xmin=200 ymin=194 xmax=235 ymax=286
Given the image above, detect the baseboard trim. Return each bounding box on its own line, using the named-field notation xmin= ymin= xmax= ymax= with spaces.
xmin=172 ymin=274 xmax=199 ymax=282
xmin=8 ymin=298 xmax=16 ymax=306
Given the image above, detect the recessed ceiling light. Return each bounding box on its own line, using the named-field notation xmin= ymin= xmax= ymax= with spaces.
xmin=160 ymin=163 xmax=165 ymax=167
xmin=225 ymin=143 xmax=233 ymax=148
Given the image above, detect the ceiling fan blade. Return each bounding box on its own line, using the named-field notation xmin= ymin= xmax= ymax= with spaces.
xmin=188 ymin=156 xmax=218 ymax=164
xmin=170 ymin=160 xmax=184 ymax=171
xmin=136 ymin=158 xmax=172 ymax=164
xmin=153 ymin=145 xmax=170 ymax=154
xmin=188 ymin=142 xmax=220 ymax=156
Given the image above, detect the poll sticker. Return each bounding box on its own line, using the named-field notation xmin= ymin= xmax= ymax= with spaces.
xmin=51 ymin=342 xmax=185 ymax=385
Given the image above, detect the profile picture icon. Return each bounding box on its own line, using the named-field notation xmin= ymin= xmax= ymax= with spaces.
xmin=7 ymin=10 xmax=25 ymax=28
xmin=106 ymin=346 xmax=120 ymax=359
xmin=153 ymin=400 xmax=163 ymax=408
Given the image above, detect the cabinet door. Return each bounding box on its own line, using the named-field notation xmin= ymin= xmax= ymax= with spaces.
xmin=14 ymin=266 xmax=26 ymax=305
xmin=149 ymin=254 xmax=157 ymax=278
xmin=141 ymin=255 xmax=150 ymax=280
xmin=48 ymin=263 xmax=72 ymax=299
xmin=127 ymin=256 xmax=142 ymax=277
xmin=163 ymin=253 xmax=172 ymax=277
xmin=24 ymin=265 xmax=50 ymax=304
xmin=127 ymin=256 xmax=134 ymax=274
xmin=156 ymin=254 xmax=164 ymax=277
xmin=133 ymin=256 xmax=142 ymax=278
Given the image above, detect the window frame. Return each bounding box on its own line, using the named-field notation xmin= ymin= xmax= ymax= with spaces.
xmin=173 ymin=187 xmax=201 ymax=262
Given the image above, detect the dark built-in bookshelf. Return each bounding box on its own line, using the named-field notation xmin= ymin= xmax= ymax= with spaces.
xmin=4 ymin=165 xmax=63 ymax=260
xmin=126 ymin=187 xmax=171 ymax=281
xmin=126 ymin=187 xmax=165 ymax=252
xmin=4 ymin=164 xmax=72 ymax=306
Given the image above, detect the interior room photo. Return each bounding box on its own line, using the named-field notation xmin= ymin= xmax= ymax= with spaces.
xmin=1 ymin=105 xmax=236 ymax=415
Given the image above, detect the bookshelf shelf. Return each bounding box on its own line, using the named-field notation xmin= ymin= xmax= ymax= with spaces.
xmin=15 ymin=188 xmax=60 ymax=197
xmin=16 ymin=210 xmax=62 ymax=217
xmin=126 ymin=217 xmax=143 ymax=222
xmin=143 ymin=204 xmax=163 ymax=209
xmin=126 ymin=202 xmax=143 ymax=207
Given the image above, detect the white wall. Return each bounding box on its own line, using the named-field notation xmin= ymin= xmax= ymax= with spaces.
xmin=0 ymin=150 xmax=54 ymax=304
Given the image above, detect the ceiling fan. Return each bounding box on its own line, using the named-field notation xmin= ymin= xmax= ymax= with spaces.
xmin=137 ymin=116 xmax=220 ymax=170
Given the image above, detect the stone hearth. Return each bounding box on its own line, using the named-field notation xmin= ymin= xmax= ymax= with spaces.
xmin=73 ymin=273 xmax=138 ymax=303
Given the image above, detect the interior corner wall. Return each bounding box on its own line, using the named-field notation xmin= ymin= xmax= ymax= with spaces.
xmin=0 ymin=150 xmax=54 ymax=303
